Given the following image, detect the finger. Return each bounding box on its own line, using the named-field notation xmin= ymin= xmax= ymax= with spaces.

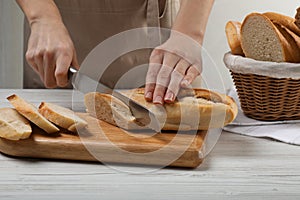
xmin=181 ymin=65 xmax=201 ymax=88
xmin=67 ymin=50 xmax=80 ymax=84
xmin=153 ymin=52 xmax=180 ymax=104
xmin=145 ymin=49 xmax=163 ymax=101
xmin=55 ymin=54 xmax=72 ymax=87
xmin=71 ymin=50 xmax=80 ymax=70
xmin=164 ymin=59 xmax=190 ymax=103
xmin=25 ymin=50 xmax=39 ymax=74
xmin=43 ymin=52 xmax=57 ymax=88
xmin=26 ymin=37 xmax=39 ymax=73
xmin=34 ymin=50 xmax=45 ymax=83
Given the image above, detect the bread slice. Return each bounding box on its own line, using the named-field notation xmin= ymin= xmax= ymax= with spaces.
xmin=241 ymin=13 xmax=300 ymax=63
xmin=7 ymin=94 xmax=59 ymax=133
xmin=295 ymin=7 xmax=300 ymax=29
xmin=225 ymin=21 xmax=244 ymax=56
xmin=0 ymin=108 xmax=32 ymax=140
xmin=84 ymin=92 xmax=144 ymax=130
xmin=39 ymin=102 xmax=88 ymax=132
xmin=85 ymin=88 xmax=238 ymax=131
xmin=273 ymin=23 xmax=300 ymax=60
xmin=263 ymin=12 xmax=300 ymax=37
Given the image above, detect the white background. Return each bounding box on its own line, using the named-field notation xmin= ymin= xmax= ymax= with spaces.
xmin=0 ymin=0 xmax=299 ymax=89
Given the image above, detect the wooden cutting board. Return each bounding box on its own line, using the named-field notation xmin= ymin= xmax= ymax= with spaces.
xmin=0 ymin=113 xmax=207 ymax=168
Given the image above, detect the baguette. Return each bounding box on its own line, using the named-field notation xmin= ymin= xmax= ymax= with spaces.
xmin=7 ymin=94 xmax=59 ymax=133
xmin=225 ymin=21 xmax=244 ymax=56
xmin=84 ymin=93 xmax=145 ymax=130
xmin=241 ymin=12 xmax=300 ymax=63
xmin=0 ymin=108 xmax=32 ymax=140
xmin=85 ymin=88 xmax=238 ymax=131
xmin=39 ymin=102 xmax=88 ymax=132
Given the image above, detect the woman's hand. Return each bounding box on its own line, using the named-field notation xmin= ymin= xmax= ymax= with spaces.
xmin=144 ymin=0 xmax=214 ymax=104
xmin=145 ymin=31 xmax=202 ymax=104
xmin=26 ymin=19 xmax=79 ymax=88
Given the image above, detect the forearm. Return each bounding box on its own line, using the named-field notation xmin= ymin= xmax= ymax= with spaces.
xmin=16 ymin=0 xmax=62 ymax=27
xmin=172 ymin=0 xmax=214 ymax=44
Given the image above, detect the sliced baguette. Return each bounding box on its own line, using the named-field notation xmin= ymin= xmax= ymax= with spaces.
xmin=0 ymin=108 xmax=32 ymax=140
xmin=7 ymin=94 xmax=59 ymax=133
xmin=84 ymin=92 xmax=145 ymax=130
xmin=273 ymin=23 xmax=300 ymax=60
xmin=39 ymin=102 xmax=88 ymax=132
xmin=241 ymin=12 xmax=300 ymax=63
xmin=85 ymin=88 xmax=238 ymax=131
xmin=263 ymin=12 xmax=300 ymax=37
xmin=225 ymin=21 xmax=244 ymax=56
xmin=295 ymin=7 xmax=300 ymax=29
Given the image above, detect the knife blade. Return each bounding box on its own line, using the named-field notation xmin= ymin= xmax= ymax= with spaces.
xmin=69 ymin=67 xmax=161 ymax=132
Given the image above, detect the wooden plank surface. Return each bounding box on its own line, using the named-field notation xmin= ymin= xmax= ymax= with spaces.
xmin=0 ymin=113 xmax=206 ymax=168
xmin=0 ymin=89 xmax=300 ymax=200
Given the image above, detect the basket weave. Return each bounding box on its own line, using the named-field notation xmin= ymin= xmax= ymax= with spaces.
xmin=231 ymin=71 xmax=300 ymax=121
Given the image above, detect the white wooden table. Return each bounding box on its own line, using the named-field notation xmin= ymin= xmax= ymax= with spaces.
xmin=0 ymin=89 xmax=299 ymax=200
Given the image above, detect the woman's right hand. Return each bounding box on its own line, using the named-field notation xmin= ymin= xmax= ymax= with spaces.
xmin=26 ymin=19 xmax=79 ymax=88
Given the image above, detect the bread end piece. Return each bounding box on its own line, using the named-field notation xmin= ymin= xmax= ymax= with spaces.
xmin=7 ymin=94 xmax=59 ymax=133
xmin=39 ymin=102 xmax=88 ymax=132
xmin=225 ymin=21 xmax=244 ymax=56
xmin=0 ymin=108 xmax=32 ymax=140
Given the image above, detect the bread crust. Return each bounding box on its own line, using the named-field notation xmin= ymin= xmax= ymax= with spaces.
xmin=85 ymin=88 xmax=238 ymax=131
xmin=263 ymin=12 xmax=300 ymax=37
xmin=38 ymin=102 xmax=88 ymax=132
xmin=0 ymin=108 xmax=32 ymax=140
xmin=225 ymin=21 xmax=244 ymax=56
xmin=7 ymin=94 xmax=59 ymax=133
xmin=295 ymin=7 xmax=300 ymax=29
xmin=273 ymin=23 xmax=300 ymax=62
xmin=84 ymin=92 xmax=145 ymax=130
xmin=241 ymin=12 xmax=300 ymax=63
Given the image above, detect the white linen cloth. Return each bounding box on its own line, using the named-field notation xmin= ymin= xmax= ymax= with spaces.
xmin=223 ymin=88 xmax=300 ymax=145
xmin=223 ymin=52 xmax=300 ymax=79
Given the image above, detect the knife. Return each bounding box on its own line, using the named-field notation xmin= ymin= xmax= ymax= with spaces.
xmin=69 ymin=67 xmax=161 ymax=132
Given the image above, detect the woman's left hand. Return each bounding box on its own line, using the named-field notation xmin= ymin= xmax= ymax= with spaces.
xmin=145 ymin=31 xmax=203 ymax=104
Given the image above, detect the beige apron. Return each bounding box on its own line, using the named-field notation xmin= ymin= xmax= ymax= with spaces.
xmin=23 ymin=0 xmax=180 ymax=89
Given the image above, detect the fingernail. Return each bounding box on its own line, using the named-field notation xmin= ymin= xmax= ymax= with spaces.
xmin=181 ymin=79 xmax=190 ymax=87
xmin=153 ymin=96 xmax=163 ymax=104
xmin=164 ymin=92 xmax=174 ymax=102
xmin=145 ymin=92 xmax=152 ymax=99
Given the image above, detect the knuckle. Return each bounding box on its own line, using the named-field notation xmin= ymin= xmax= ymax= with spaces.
xmin=25 ymin=51 xmax=34 ymax=62
xmin=157 ymin=67 xmax=172 ymax=79
xmin=148 ymin=63 xmax=162 ymax=73
xmin=150 ymin=49 xmax=163 ymax=61
xmin=55 ymin=70 xmax=68 ymax=78
xmin=147 ymin=70 xmax=158 ymax=79
xmin=171 ymin=70 xmax=184 ymax=80
xmin=157 ymin=71 xmax=169 ymax=80
xmin=44 ymin=49 xmax=55 ymax=58
xmin=191 ymin=66 xmax=201 ymax=75
xmin=33 ymin=49 xmax=45 ymax=58
xmin=151 ymin=48 xmax=163 ymax=56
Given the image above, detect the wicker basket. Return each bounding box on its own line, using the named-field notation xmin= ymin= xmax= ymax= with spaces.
xmin=224 ymin=53 xmax=300 ymax=121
